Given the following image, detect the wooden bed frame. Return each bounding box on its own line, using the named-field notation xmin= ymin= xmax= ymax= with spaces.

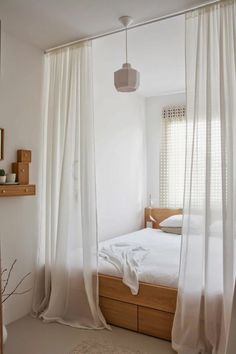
xmin=99 ymin=208 xmax=182 ymax=341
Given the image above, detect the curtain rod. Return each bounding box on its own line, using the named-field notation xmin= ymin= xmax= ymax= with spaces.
xmin=45 ymin=0 xmax=220 ymax=53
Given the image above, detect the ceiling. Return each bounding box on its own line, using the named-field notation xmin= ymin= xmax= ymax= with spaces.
xmin=0 ymin=0 xmax=210 ymax=50
xmin=93 ymin=15 xmax=186 ymax=97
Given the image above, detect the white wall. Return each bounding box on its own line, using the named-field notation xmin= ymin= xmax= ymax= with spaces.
xmin=146 ymin=93 xmax=186 ymax=205
xmin=0 ymin=32 xmax=43 ymax=324
xmin=93 ymin=36 xmax=146 ymax=241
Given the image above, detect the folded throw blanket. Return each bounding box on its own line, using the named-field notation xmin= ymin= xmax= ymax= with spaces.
xmin=99 ymin=242 xmax=149 ymax=295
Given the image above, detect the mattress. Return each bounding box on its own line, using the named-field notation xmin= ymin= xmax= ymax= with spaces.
xmin=99 ymin=228 xmax=181 ymax=288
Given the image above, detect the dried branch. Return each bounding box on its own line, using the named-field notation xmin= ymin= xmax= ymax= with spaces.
xmin=2 ymin=288 xmax=32 ymax=297
xmin=2 ymin=272 xmax=31 ymax=304
xmin=1 ymin=268 xmax=7 ymax=276
xmin=2 ymin=259 xmax=17 ymax=295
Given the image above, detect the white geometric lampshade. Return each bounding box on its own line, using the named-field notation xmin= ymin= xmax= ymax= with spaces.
xmin=114 ymin=63 xmax=140 ymax=92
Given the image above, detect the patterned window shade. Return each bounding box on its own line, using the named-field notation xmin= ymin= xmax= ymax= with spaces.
xmin=160 ymin=105 xmax=222 ymax=209
xmin=160 ymin=106 xmax=186 ymax=208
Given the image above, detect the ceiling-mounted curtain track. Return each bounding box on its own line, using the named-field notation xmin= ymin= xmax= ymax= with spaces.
xmin=45 ymin=0 xmax=220 ymax=53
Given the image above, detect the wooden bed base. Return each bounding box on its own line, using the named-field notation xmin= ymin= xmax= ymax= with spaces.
xmin=99 ymin=274 xmax=177 ymax=340
xmin=99 ymin=208 xmax=182 ymax=341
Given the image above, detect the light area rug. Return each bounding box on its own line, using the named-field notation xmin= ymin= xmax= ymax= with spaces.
xmin=69 ymin=340 xmax=147 ymax=354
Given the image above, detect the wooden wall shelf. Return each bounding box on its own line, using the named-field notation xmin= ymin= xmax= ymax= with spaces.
xmin=0 ymin=184 xmax=36 ymax=197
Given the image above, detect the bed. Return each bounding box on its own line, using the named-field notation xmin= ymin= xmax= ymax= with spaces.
xmin=98 ymin=208 xmax=182 ymax=340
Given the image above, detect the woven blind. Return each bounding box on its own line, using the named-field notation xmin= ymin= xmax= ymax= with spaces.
xmin=160 ymin=105 xmax=186 ymax=208
xmin=160 ymin=105 xmax=222 ymax=209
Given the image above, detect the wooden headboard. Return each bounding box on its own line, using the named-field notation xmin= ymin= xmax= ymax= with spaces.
xmin=144 ymin=208 xmax=182 ymax=229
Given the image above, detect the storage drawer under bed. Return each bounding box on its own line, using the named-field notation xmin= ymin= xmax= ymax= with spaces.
xmin=138 ymin=306 xmax=174 ymax=340
xmin=99 ymin=296 xmax=174 ymax=340
xmin=99 ymin=296 xmax=138 ymax=331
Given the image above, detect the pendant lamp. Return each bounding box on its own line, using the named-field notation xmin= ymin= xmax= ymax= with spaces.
xmin=114 ymin=16 xmax=140 ymax=92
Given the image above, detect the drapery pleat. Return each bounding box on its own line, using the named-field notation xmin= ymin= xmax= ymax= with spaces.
xmin=32 ymin=42 xmax=108 ymax=329
xmin=172 ymin=1 xmax=236 ymax=353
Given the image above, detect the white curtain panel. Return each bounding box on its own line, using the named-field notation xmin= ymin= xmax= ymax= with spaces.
xmin=172 ymin=1 xmax=236 ymax=353
xmin=32 ymin=42 xmax=107 ymax=329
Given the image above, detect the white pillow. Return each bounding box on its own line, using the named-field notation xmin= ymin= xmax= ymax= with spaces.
xmin=159 ymin=214 xmax=183 ymax=228
xmin=161 ymin=226 xmax=182 ymax=235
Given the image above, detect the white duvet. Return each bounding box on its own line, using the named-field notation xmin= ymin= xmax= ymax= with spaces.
xmin=99 ymin=228 xmax=181 ymax=293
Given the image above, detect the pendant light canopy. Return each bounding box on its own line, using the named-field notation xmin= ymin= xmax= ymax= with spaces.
xmin=114 ymin=16 xmax=140 ymax=92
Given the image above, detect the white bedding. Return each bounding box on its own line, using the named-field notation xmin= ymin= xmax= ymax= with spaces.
xmin=99 ymin=228 xmax=181 ymax=291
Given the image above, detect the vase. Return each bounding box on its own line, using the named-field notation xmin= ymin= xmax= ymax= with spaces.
xmin=3 ymin=325 xmax=7 ymax=344
xmin=0 ymin=176 xmax=6 ymax=184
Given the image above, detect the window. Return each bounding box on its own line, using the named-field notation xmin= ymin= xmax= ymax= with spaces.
xmin=160 ymin=106 xmax=186 ymax=208
xmin=159 ymin=105 xmax=222 ymax=209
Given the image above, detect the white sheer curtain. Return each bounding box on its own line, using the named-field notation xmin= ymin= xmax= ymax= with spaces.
xmin=172 ymin=1 xmax=236 ymax=353
xmin=32 ymin=42 xmax=108 ymax=329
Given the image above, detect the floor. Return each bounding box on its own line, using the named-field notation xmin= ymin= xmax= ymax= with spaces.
xmin=4 ymin=316 xmax=176 ymax=354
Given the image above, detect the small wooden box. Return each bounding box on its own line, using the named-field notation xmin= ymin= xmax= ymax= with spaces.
xmin=12 ymin=163 xmax=29 ymax=185
xmin=17 ymin=150 xmax=31 ymax=163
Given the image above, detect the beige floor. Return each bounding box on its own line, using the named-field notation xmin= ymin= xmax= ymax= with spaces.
xmin=4 ymin=316 xmax=176 ymax=354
